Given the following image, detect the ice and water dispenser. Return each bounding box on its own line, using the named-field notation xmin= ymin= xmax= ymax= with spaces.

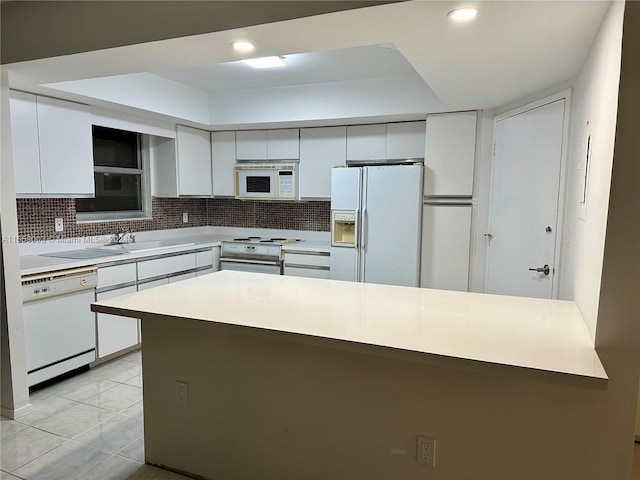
xmin=331 ymin=210 xmax=357 ymax=247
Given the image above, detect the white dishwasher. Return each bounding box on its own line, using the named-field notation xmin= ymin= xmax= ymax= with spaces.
xmin=21 ymin=267 xmax=98 ymax=387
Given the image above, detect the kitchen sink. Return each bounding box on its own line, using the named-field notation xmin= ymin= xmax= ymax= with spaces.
xmin=93 ymin=240 xmax=195 ymax=253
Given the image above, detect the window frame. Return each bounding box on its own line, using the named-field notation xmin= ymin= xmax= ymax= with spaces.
xmin=76 ymin=129 xmax=152 ymax=223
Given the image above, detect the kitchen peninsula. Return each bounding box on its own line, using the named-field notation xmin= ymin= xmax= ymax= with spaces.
xmin=92 ymin=271 xmax=606 ymax=480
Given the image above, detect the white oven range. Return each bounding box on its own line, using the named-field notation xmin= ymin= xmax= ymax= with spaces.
xmin=219 ymin=237 xmax=302 ymax=275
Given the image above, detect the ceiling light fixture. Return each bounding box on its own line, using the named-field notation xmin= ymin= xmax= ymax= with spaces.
xmin=447 ymin=7 xmax=479 ymax=21
xmin=242 ymin=56 xmax=286 ymax=69
xmin=231 ymin=41 xmax=255 ymax=52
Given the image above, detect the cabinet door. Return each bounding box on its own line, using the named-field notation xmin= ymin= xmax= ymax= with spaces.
xmin=10 ymin=91 xmax=42 ymax=195
xmin=267 ymin=129 xmax=299 ymax=159
xmin=96 ymin=285 xmax=139 ymax=358
xmin=212 ymin=131 xmax=236 ymax=196
xmin=299 ymin=126 xmax=346 ymax=198
xmin=236 ymin=130 xmax=267 ymax=160
xmin=386 ymin=121 xmax=426 ymax=159
xmin=346 ymin=124 xmax=387 ymax=161
xmin=420 ymin=204 xmax=471 ymax=292
xmin=176 ymin=125 xmax=212 ymax=196
xmin=424 ymin=112 xmax=477 ymax=196
xmin=36 ymin=96 xmax=94 ymax=196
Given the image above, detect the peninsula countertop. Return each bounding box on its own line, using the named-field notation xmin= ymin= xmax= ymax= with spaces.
xmin=91 ymin=270 xmax=607 ymax=382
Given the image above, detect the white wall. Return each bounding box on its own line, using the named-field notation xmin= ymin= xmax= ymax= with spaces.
xmin=558 ymin=1 xmax=625 ymax=340
xmin=207 ymin=75 xmax=445 ymax=128
xmin=45 ymin=73 xmax=211 ymax=125
xmin=0 ymin=69 xmax=31 ymax=418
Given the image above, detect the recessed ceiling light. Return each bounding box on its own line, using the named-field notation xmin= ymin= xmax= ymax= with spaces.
xmin=231 ymin=41 xmax=255 ymax=52
xmin=241 ymin=56 xmax=286 ymax=69
xmin=447 ymin=7 xmax=479 ymax=21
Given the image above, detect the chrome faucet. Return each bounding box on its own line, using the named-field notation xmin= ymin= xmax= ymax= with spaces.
xmin=112 ymin=230 xmax=136 ymax=244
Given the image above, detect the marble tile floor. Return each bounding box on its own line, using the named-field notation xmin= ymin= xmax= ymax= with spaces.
xmin=0 ymin=350 xmax=190 ymax=480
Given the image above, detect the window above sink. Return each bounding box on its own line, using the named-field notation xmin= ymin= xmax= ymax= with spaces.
xmin=76 ymin=126 xmax=151 ymax=222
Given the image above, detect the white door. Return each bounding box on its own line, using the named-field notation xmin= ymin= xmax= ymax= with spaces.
xmin=486 ymin=99 xmax=566 ymax=298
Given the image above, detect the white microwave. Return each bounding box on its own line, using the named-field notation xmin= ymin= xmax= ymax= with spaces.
xmin=234 ymin=163 xmax=300 ymax=201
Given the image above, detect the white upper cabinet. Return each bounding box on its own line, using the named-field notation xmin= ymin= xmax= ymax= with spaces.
xmin=299 ymin=126 xmax=346 ymax=199
xmin=10 ymin=92 xmax=94 ymax=197
xmin=236 ymin=129 xmax=299 ymax=160
xmin=346 ymin=124 xmax=387 ymax=161
xmin=266 ymin=129 xmax=299 ymax=159
xmin=211 ymin=131 xmax=236 ymax=197
xmin=10 ymin=91 xmax=41 ymax=195
xmin=176 ymin=125 xmax=212 ymax=196
xmin=386 ymin=121 xmax=426 ymax=159
xmin=346 ymin=121 xmax=426 ymax=161
xmin=424 ymin=111 xmax=477 ymax=196
xmin=235 ymin=130 xmax=267 ymax=160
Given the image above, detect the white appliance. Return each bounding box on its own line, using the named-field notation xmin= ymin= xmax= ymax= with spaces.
xmin=21 ymin=267 xmax=98 ymax=387
xmin=330 ymin=163 xmax=423 ymax=286
xmin=234 ymin=163 xmax=299 ymax=201
xmin=220 ymin=237 xmax=302 ymax=274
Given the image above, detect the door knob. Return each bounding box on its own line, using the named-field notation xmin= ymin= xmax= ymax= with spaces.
xmin=528 ymin=264 xmax=550 ymax=275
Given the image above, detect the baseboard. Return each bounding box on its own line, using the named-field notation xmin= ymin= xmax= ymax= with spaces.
xmin=1 ymin=402 xmax=33 ymax=420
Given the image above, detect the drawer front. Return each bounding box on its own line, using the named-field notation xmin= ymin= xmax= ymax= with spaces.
xmin=137 ymin=253 xmax=195 ymax=280
xmin=137 ymin=278 xmax=169 ymax=291
xmin=97 ymin=263 xmax=137 ymax=289
xmin=169 ymin=272 xmax=197 ymax=283
xmin=195 ymin=249 xmax=214 ymax=268
xmin=284 ymin=252 xmax=330 ymax=268
xmin=283 ymin=265 xmax=330 ymax=279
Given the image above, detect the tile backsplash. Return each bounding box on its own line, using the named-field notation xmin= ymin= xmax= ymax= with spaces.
xmin=208 ymin=199 xmax=330 ymax=231
xmin=16 ymin=197 xmax=330 ymax=241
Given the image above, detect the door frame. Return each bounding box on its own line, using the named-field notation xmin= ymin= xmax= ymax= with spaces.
xmin=486 ymin=89 xmax=572 ymax=299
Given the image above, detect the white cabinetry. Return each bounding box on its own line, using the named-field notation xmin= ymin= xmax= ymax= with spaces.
xmin=420 ymin=204 xmax=472 ymax=292
xmin=283 ymin=251 xmax=330 ymax=279
xmin=9 ymin=91 xmax=41 ymax=194
xmin=386 ymin=121 xmax=426 ymax=159
xmin=346 ymin=121 xmax=425 ymax=161
xmin=95 ymin=262 xmax=138 ymax=359
xmin=236 ymin=129 xmax=299 ymax=160
xmin=176 ymin=125 xmax=212 ymax=196
xmin=299 ymin=126 xmax=346 ymax=199
xmin=424 ymin=112 xmax=477 ymax=196
xmin=346 ymin=124 xmax=387 ymax=161
xmin=211 ymin=131 xmax=236 ymax=197
xmin=154 ymin=127 xmax=212 ymax=197
xmin=10 ymin=92 xmax=94 ymax=197
xmin=137 ymin=252 xmax=196 ymax=280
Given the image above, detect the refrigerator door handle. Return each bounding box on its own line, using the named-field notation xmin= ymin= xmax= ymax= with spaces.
xmin=360 ymin=206 xmax=368 ymax=282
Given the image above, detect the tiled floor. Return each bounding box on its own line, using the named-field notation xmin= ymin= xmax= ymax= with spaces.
xmin=0 ymin=350 xmax=190 ymax=480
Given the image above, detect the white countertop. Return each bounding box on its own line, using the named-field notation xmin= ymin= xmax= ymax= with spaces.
xmin=19 ymin=228 xmax=330 ymax=276
xmin=92 ymin=271 xmax=607 ymax=382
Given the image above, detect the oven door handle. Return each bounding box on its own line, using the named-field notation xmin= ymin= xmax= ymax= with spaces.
xmin=220 ymin=258 xmax=282 ymax=266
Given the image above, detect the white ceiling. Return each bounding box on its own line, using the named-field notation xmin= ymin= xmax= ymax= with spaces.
xmin=5 ymin=1 xmax=612 ymax=128
xmin=154 ymin=44 xmax=416 ymax=92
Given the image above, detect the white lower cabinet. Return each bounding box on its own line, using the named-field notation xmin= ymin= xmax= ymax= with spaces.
xmin=96 ymin=285 xmax=139 ymax=359
xmin=169 ymin=272 xmax=197 ymax=283
xmin=137 ymin=252 xmax=196 ymax=280
xmin=283 ymin=252 xmax=330 ymax=279
xmin=420 ymin=204 xmax=472 ymax=292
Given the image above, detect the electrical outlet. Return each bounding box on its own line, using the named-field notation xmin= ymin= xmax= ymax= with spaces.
xmin=55 ymin=218 xmax=64 ymax=232
xmin=182 ymin=212 xmax=188 ymax=223
xmin=175 ymin=381 xmax=188 ymax=407
xmin=417 ymin=435 xmax=436 ymax=467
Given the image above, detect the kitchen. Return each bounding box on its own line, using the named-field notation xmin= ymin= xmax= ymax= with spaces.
xmin=1 ymin=1 xmax=639 ymax=479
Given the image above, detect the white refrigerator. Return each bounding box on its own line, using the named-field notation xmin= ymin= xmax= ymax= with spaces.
xmin=330 ymin=164 xmax=423 ymax=287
